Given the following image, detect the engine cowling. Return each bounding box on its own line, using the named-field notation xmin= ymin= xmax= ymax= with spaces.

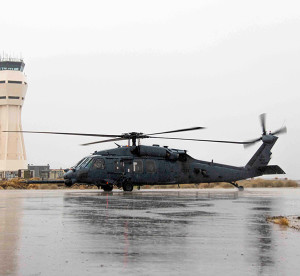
xmin=132 ymin=145 xmax=179 ymax=160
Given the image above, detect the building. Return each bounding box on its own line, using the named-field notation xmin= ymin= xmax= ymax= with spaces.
xmin=27 ymin=165 xmax=50 ymax=179
xmin=49 ymin=169 xmax=65 ymax=179
xmin=0 ymin=170 xmax=19 ymax=180
xmin=0 ymin=57 xmax=28 ymax=171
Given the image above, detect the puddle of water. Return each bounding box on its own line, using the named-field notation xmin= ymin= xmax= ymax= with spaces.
xmin=0 ymin=188 xmax=300 ymax=276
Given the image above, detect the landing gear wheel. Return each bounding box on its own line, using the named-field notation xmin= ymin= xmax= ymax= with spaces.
xmin=123 ymin=182 xmax=133 ymax=192
xmin=102 ymin=185 xmax=113 ymax=192
xmin=229 ymin=182 xmax=244 ymax=191
xmin=65 ymin=182 xmax=73 ymax=187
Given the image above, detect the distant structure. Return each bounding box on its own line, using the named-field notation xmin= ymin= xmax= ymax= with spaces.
xmin=27 ymin=165 xmax=50 ymax=179
xmin=0 ymin=56 xmax=28 ymax=172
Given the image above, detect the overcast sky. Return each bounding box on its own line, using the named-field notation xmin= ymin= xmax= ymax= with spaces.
xmin=1 ymin=0 xmax=300 ymax=179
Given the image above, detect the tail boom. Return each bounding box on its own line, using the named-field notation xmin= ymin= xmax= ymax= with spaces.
xmin=244 ymin=135 xmax=285 ymax=178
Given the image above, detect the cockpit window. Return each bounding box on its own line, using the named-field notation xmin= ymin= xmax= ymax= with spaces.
xmin=74 ymin=157 xmax=92 ymax=169
xmin=74 ymin=158 xmax=86 ymax=168
xmin=93 ymin=158 xmax=105 ymax=169
xmin=82 ymin=158 xmax=93 ymax=168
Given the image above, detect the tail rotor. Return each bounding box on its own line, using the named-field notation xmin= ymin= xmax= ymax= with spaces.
xmin=260 ymin=113 xmax=267 ymax=135
xmin=244 ymin=113 xmax=287 ymax=148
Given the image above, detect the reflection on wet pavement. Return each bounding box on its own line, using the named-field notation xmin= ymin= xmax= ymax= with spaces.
xmin=0 ymin=194 xmax=22 ymax=275
xmin=0 ymin=189 xmax=300 ymax=276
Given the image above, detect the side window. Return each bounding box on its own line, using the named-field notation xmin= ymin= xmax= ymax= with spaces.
xmin=125 ymin=162 xmax=133 ymax=173
xmin=114 ymin=160 xmax=124 ymax=172
xmin=133 ymin=160 xmax=143 ymax=173
xmin=145 ymin=160 xmax=156 ymax=173
xmin=93 ymin=158 xmax=105 ymax=169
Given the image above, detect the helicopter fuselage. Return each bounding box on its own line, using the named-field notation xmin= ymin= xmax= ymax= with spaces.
xmin=63 ymin=144 xmax=277 ymax=191
xmin=12 ymin=114 xmax=285 ymax=191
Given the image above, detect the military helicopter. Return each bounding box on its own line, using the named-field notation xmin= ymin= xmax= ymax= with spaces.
xmin=7 ymin=114 xmax=286 ymax=191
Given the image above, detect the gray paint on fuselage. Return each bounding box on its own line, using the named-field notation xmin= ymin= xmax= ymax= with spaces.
xmin=67 ymin=138 xmax=284 ymax=187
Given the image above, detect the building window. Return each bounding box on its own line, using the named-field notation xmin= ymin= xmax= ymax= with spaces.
xmin=0 ymin=81 xmax=5 ymax=83
xmin=0 ymin=96 xmax=6 ymax=99
xmin=8 ymin=80 xmax=22 ymax=84
xmin=145 ymin=160 xmax=156 ymax=173
xmin=8 ymin=96 xmax=19 ymax=99
xmin=133 ymin=160 xmax=143 ymax=173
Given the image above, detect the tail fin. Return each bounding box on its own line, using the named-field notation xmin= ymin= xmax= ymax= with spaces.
xmin=246 ymin=136 xmax=278 ymax=168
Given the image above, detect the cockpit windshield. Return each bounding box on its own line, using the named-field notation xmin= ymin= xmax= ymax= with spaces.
xmin=81 ymin=158 xmax=92 ymax=168
xmin=74 ymin=157 xmax=92 ymax=169
xmin=73 ymin=158 xmax=85 ymax=168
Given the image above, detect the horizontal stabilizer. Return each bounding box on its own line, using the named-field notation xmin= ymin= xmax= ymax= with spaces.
xmin=257 ymin=165 xmax=285 ymax=175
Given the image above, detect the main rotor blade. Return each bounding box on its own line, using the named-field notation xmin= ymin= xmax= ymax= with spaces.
xmin=147 ymin=127 xmax=205 ymax=136
xmin=260 ymin=113 xmax=266 ymax=135
xmin=148 ymin=136 xmax=251 ymax=145
xmin=243 ymin=137 xmax=262 ymax=148
xmin=81 ymin=138 xmax=127 ymax=146
xmin=3 ymin=130 xmax=121 ymax=138
xmin=272 ymin=126 xmax=287 ymax=136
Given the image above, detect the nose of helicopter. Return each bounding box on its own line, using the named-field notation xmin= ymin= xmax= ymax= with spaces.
xmin=64 ymin=169 xmax=76 ymax=184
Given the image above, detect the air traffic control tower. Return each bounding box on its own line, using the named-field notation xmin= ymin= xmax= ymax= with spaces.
xmin=0 ymin=58 xmax=27 ymax=171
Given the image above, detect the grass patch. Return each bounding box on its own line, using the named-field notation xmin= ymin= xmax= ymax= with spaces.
xmin=0 ymin=178 xmax=62 ymax=190
xmin=0 ymin=177 xmax=298 ymax=190
xmin=240 ymin=178 xmax=297 ymax=188
xmin=267 ymin=216 xmax=289 ymax=226
xmin=141 ymin=179 xmax=298 ymax=189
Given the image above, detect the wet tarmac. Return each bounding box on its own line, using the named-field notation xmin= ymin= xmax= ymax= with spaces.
xmin=1 ymin=188 xmax=300 ymax=276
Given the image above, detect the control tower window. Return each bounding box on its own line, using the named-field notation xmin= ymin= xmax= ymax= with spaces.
xmin=0 ymin=60 xmax=25 ymax=72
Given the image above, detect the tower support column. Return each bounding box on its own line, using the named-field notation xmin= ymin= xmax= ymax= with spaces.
xmin=0 ymin=58 xmax=28 ymax=171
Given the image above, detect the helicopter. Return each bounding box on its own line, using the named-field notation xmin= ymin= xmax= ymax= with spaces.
xmin=6 ymin=114 xmax=287 ymax=191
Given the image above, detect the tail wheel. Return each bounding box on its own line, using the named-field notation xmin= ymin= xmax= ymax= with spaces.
xmin=102 ymin=185 xmax=113 ymax=192
xmin=123 ymin=182 xmax=133 ymax=192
